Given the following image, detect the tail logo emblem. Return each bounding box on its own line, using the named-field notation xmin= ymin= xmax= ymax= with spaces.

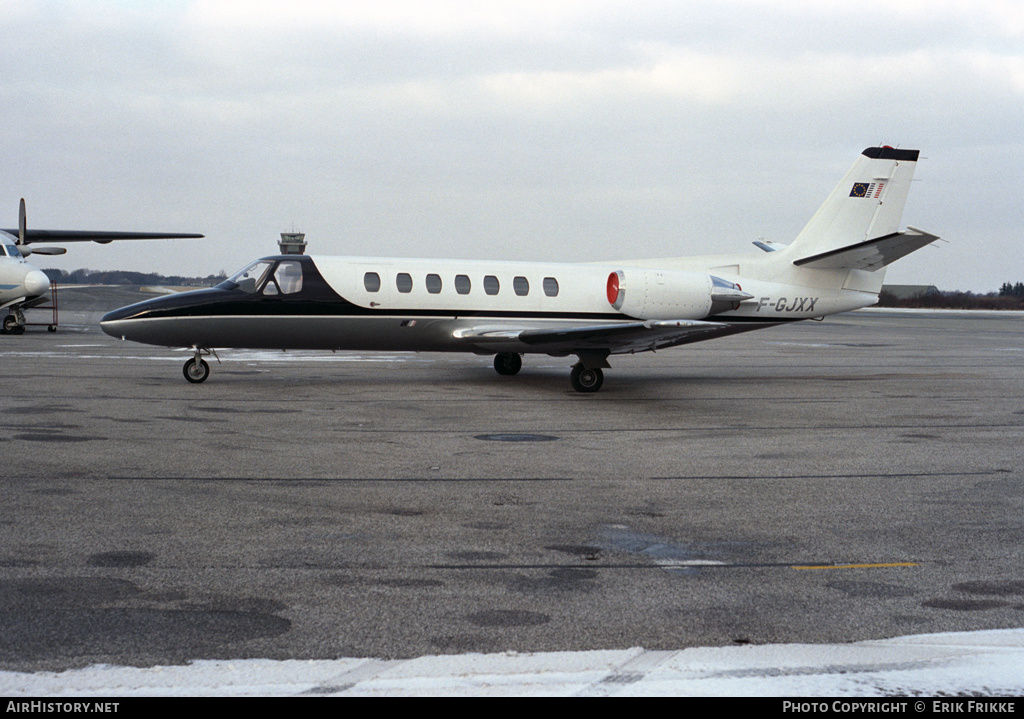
xmin=850 ymin=182 xmax=886 ymax=199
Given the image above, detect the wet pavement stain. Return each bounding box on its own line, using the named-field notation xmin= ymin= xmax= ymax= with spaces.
xmin=921 ymin=598 xmax=1009 ymax=611
xmin=14 ymin=434 xmax=107 ymax=443
xmin=474 ymin=434 xmax=559 ymax=442
xmin=953 ymin=580 xmax=1024 ymax=596
xmin=596 ymin=524 xmax=739 ymax=574
xmin=0 ymin=578 xmax=291 ymax=665
xmin=509 ymin=567 xmax=598 ymax=594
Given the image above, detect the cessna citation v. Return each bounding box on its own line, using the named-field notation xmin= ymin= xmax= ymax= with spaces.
xmin=101 ymin=146 xmax=938 ymax=392
xmin=1 ymin=199 xmax=202 ymax=334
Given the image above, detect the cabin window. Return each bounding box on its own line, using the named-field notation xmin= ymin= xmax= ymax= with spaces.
xmin=513 ymin=276 xmax=529 ymax=296
xmin=455 ymin=274 xmax=471 ymax=295
xmin=426 ymin=274 xmax=442 ymax=294
xmin=543 ymin=277 xmax=559 ymax=297
xmin=396 ymin=273 xmax=413 ymax=293
xmin=364 ymin=272 xmax=381 ymax=292
xmin=484 ymin=275 xmax=500 ymax=295
xmin=275 ymin=261 xmax=304 ymax=294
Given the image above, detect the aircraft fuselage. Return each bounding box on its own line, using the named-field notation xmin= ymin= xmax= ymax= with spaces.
xmin=100 ymin=252 xmax=875 ymax=355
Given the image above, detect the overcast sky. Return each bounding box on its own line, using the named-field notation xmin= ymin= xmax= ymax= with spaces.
xmin=3 ymin=0 xmax=1021 ymax=290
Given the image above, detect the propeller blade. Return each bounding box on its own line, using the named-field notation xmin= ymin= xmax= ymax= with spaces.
xmin=18 ymin=198 xmax=26 ymax=246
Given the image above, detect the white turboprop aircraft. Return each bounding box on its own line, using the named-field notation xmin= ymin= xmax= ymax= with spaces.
xmin=101 ymin=146 xmax=939 ymax=392
xmin=0 ymin=199 xmax=203 ymax=334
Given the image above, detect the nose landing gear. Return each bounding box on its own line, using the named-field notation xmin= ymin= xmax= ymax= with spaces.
xmin=183 ymin=357 xmax=210 ymax=383
xmin=182 ymin=346 xmax=217 ymax=383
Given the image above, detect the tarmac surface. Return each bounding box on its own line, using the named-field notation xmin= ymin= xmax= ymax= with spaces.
xmin=1 ymin=287 xmax=1022 ymax=674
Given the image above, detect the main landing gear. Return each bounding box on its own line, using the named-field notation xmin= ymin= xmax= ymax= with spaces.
xmin=182 ymin=346 xmax=216 ymax=383
xmin=493 ymin=352 xmax=522 ymax=376
xmin=570 ymin=364 xmax=603 ymax=393
xmin=2 ymin=312 xmax=25 ymax=335
xmin=568 ymin=349 xmax=610 ymax=393
xmin=492 ymin=350 xmax=610 ymax=393
xmin=2 ymin=309 xmax=56 ymax=334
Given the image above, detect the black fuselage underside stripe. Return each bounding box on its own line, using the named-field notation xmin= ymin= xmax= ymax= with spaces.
xmin=113 ymin=306 xmax=797 ymax=331
xmin=124 ymin=301 xmax=632 ymax=322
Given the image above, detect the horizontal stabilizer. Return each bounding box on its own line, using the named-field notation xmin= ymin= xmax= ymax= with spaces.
xmin=793 ymin=227 xmax=940 ymax=271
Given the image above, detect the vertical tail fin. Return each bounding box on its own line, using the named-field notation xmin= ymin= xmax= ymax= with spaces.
xmin=787 ymin=147 xmax=919 ymax=261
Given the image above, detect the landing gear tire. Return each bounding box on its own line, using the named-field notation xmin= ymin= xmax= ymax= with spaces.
xmin=570 ymin=364 xmax=603 ymax=393
xmin=3 ymin=314 xmax=22 ymax=334
xmin=183 ymin=358 xmax=210 ymax=383
xmin=494 ymin=352 xmax=522 ymax=376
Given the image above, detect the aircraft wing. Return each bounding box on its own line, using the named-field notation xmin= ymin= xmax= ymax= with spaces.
xmin=4 ymin=199 xmax=203 ymax=245
xmin=455 ymin=318 xmax=730 ymax=355
xmin=6 ymin=230 xmax=204 ymax=244
xmin=793 ymin=227 xmax=940 ymax=271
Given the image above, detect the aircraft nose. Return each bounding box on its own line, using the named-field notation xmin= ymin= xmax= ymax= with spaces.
xmin=24 ymin=269 xmax=50 ymax=297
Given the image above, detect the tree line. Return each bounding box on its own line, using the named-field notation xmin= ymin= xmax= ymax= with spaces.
xmin=998 ymin=282 xmax=1024 ymax=298
xmin=879 ymin=284 xmax=1024 ymax=310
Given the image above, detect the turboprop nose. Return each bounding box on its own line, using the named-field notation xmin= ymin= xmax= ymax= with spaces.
xmin=24 ymin=269 xmax=50 ymax=297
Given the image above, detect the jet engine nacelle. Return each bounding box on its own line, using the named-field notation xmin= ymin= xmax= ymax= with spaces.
xmin=606 ymin=269 xmax=751 ymax=320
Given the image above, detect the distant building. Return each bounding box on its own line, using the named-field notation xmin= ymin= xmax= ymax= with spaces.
xmin=881 ymin=284 xmax=940 ymax=299
xmin=278 ymin=232 xmax=307 ymax=255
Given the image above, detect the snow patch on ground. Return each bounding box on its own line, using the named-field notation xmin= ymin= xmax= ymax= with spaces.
xmin=2 ymin=629 xmax=1023 ymax=697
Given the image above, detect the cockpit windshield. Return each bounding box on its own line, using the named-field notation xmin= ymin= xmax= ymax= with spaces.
xmin=2 ymin=243 xmax=22 ymax=258
xmin=219 ymin=260 xmax=274 ymax=293
xmin=217 ymin=258 xmax=306 ymax=296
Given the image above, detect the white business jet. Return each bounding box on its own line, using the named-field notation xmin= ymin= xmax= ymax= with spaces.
xmin=101 ymin=146 xmax=939 ymax=392
xmin=0 ymin=199 xmax=203 ymax=333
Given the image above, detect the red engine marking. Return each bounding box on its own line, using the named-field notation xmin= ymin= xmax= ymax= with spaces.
xmin=606 ymin=272 xmax=620 ymax=306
